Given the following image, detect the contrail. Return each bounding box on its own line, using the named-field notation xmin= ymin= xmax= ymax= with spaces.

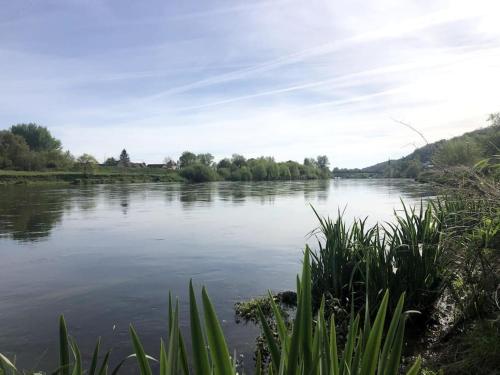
xmin=143 ymin=7 xmax=480 ymax=101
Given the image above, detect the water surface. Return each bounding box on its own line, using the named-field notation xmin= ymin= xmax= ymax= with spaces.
xmin=0 ymin=179 xmax=432 ymax=372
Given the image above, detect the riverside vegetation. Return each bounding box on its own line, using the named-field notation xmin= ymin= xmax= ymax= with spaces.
xmin=0 ymin=124 xmax=331 ymax=184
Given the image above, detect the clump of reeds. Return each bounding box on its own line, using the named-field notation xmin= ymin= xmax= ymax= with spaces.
xmin=309 ymin=201 xmax=445 ymax=318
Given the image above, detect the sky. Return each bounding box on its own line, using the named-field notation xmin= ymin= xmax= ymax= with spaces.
xmin=1 ymin=0 xmax=500 ymax=167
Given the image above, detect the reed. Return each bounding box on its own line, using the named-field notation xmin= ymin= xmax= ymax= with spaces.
xmin=0 ymin=249 xmax=420 ymax=375
xmin=310 ymin=201 xmax=445 ymax=316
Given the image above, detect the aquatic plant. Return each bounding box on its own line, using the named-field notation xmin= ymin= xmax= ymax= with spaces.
xmin=310 ymin=201 xmax=445 ymax=316
xmin=0 ymin=249 xmax=421 ymax=375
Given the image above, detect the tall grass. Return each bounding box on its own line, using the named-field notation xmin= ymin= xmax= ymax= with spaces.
xmin=310 ymin=201 xmax=445 ymax=316
xmin=0 ymin=249 xmax=421 ymax=375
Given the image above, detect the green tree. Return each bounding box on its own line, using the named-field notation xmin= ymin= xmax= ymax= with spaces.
xmin=433 ymin=138 xmax=482 ymax=167
xmin=267 ymin=163 xmax=280 ymax=180
xmin=288 ymin=162 xmax=300 ymax=179
xmin=76 ymin=153 xmax=98 ymax=176
xmin=10 ymin=123 xmax=61 ymax=152
xmin=197 ymin=153 xmax=214 ymax=166
xmin=179 ymin=151 xmax=197 ymax=168
xmin=179 ymin=164 xmax=218 ymax=182
xmin=119 ymin=149 xmax=130 ymax=165
xmin=304 ymin=157 xmax=317 ymax=167
xmin=231 ymin=153 xmax=247 ymax=168
xmin=278 ymin=164 xmax=291 ymax=180
xmin=239 ymin=166 xmax=253 ymax=181
xmin=217 ymin=158 xmax=232 ymax=169
xmin=104 ymin=157 xmax=118 ymax=166
xmin=251 ymin=162 xmax=267 ymax=180
xmin=316 ymin=155 xmax=330 ymax=170
xmin=0 ymin=131 xmax=32 ymax=170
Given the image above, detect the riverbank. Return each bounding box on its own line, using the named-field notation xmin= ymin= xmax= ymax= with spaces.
xmin=0 ymin=169 xmax=186 ymax=185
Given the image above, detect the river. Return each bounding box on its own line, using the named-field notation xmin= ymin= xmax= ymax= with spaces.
xmin=0 ymin=179 xmax=432 ymax=372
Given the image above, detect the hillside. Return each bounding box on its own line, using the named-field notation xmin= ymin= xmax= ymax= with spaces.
xmin=343 ymin=115 xmax=499 ymax=179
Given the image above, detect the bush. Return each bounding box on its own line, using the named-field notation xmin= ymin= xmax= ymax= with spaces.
xmin=179 ymin=163 xmax=218 ymax=182
xmin=310 ymin=202 xmax=445 ymax=317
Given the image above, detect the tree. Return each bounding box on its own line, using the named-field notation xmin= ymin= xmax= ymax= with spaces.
xmin=104 ymin=157 xmax=118 ymax=166
xmin=179 ymin=164 xmax=218 ymax=182
xmin=76 ymin=153 xmax=98 ymax=176
xmin=231 ymin=154 xmax=247 ymax=168
xmin=119 ymin=149 xmax=130 ymax=165
xmin=251 ymin=162 xmax=267 ymax=180
xmin=239 ymin=166 xmax=253 ymax=181
xmin=278 ymin=164 xmax=291 ymax=180
xmin=304 ymin=157 xmax=317 ymax=167
xmin=179 ymin=151 xmax=197 ymax=168
xmin=433 ymin=138 xmax=482 ymax=167
xmin=288 ymin=162 xmax=300 ymax=179
xmin=316 ymin=155 xmax=330 ymax=170
xmin=217 ymin=158 xmax=231 ymax=169
xmin=10 ymin=123 xmax=61 ymax=152
xmin=0 ymin=131 xmax=32 ymax=170
xmin=267 ymin=163 xmax=280 ymax=180
xmin=197 ymin=153 xmax=214 ymax=167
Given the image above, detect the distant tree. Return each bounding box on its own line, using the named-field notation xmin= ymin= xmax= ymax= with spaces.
xmin=76 ymin=153 xmax=98 ymax=176
xmin=304 ymin=157 xmax=317 ymax=167
xmin=239 ymin=166 xmax=253 ymax=181
xmin=404 ymin=159 xmax=422 ymax=179
xmin=179 ymin=164 xmax=218 ymax=182
xmin=217 ymin=158 xmax=232 ymax=169
xmin=77 ymin=153 xmax=98 ymax=164
xmin=197 ymin=153 xmax=214 ymax=167
xmin=433 ymin=138 xmax=482 ymax=167
xmin=217 ymin=167 xmax=231 ymax=179
xmin=179 ymin=151 xmax=197 ymax=168
xmin=288 ymin=162 xmax=300 ymax=179
xmin=10 ymin=123 xmax=61 ymax=152
xmin=251 ymin=162 xmax=267 ymax=180
xmin=267 ymin=163 xmax=280 ymax=180
xmin=231 ymin=154 xmax=247 ymax=168
xmin=0 ymin=131 xmax=32 ymax=170
xmin=316 ymin=155 xmax=330 ymax=170
xmin=119 ymin=149 xmax=130 ymax=165
xmin=104 ymin=157 xmax=118 ymax=166
xmin=278 ymin=164 xmax=291 ymax=180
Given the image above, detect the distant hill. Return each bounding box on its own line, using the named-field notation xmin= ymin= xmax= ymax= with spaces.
xmin=334 ymin=114 xmax=499 ymax=179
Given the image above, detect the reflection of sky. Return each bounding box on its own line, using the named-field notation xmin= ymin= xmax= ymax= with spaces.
xmin=0 ymin=180 xmax=432 ymax=372
xmin=1 ymin=1 xmax=500 ymax=166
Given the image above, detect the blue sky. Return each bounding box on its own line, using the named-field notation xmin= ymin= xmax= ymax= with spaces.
xmin=1 ymin=0 xmax=499 ymax=167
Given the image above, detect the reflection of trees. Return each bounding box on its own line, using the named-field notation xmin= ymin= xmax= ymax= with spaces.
xmin=180 ymin=183 xmax=215 ymax=209
xmin=103 ymin=185 xmax=131 ymax=215
xmin=0 ymin=186 xmax=70 ymax=242
xmin=75 ymin=186 xmax=99 ymax=212
xmin=303 ymin=180 xmax=330 ymax=201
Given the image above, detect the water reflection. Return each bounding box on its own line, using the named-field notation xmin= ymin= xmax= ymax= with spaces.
xmin=0 ymin=180 xmax=432 ymax=243
xmin=0 ymin=186 xmax=67 ymax=242
xmin=0 ymin=179 xmax=433 ymax=373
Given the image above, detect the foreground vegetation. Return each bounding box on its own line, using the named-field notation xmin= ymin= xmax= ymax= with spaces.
xmin=0 ymin=250 xmax=422 ymax=375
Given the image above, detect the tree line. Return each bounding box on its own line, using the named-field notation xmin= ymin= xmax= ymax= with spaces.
xmin=0 ymin=123 xmax=332 ymax=181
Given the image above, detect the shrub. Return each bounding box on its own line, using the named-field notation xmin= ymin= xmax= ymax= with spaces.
xmin=179 ymin=163 xmax=218 ymax=182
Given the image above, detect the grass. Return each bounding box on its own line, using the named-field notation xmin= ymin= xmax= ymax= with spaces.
xmin=309 ymin=201 xmax=445 ymax=318
xmin=0 ymin=249 xmax=421 ymax=375
xmin=0 ymin=168 xmax=185 ymax=185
